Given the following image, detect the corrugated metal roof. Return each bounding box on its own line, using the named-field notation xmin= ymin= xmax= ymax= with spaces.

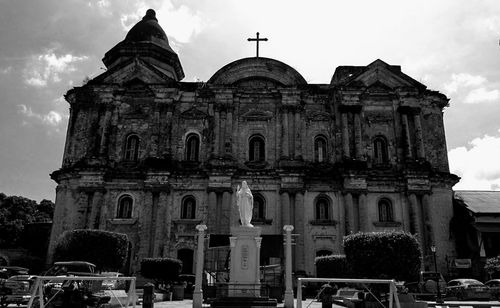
xmin=455 ymin=191 xmax=500 ymax=213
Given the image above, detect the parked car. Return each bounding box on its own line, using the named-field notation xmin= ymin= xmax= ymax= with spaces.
xmin=445 ymin=279 xmax=491 ymax=300
xmin=0 ymin=275 xmax=36 ymax=307
xmin=44 ymin=261 xmax=97 ymax=276
xmin=485 ymin=279 xmax=500 ymax=299
xmin=0 ymin=266 xmax=29 ymax=282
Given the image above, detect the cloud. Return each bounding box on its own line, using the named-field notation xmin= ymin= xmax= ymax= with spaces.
xmin=23 ymin=50 xmax=88 ymax=87
xmin=449 ymin=131 xmax=500 ymax=191
xmin=18 ymin=104 xmax=63 ymax=127
xmin=465 ymin=87 xmax=500 ymax=104
xmin=443 ymin=73 xmax=486 ymax=94
xmin=0 ymin=66 xmax=12 ymax=74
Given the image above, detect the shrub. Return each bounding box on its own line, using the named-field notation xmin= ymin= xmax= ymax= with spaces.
xmin=344 ymin=231 xmax=421 ymax=282
xmin=485 ymin=256 xmax=500 ymax=278
xmin=315 ymin=254 xmax=350 ymax=278
xmin=140 ymin=257 xmax=182 ymax=287
xmin=54 ymin=229 xmax=129 ymax=271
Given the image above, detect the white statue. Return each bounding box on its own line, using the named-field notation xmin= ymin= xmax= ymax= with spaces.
xmin=236 ymin=181 xmax=254 ymax=227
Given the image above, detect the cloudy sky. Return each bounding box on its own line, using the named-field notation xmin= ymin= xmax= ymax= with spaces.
xmin=1 ymin=0 xmax=500 ymax=202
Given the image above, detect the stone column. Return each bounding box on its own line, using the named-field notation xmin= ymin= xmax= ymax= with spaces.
xmin=414 ymin=113 xmax=425 ymax=159
xmin=220 ymin=110 xmax=227 ymax=156
xmin=401 ymin=113 xmax=413 ymax=159
xmin=295 ymin=110 xmax=302 ymax=159
xmin=221 ymin=191 xmax=231 ymax=233
xmin=281 ymin=192 xmax=291 ymax=226
xmin=289 ymin=111 xmax=295 ymax=158
xmin=358 ymin=193 xmax=367 ymax=232
xmin=294 ymin=192 xmax=305 ymax=270
xmin=193 ymin=224 xmax=207 ymax=308
xmin=422 ymin=194 xmax=433 ymax=252
xmin=226 ymin=109 xmax=233 ymax=155
xmin=214 ymin=108 xmax=220 ymax=156
xmin=341 ymin=112 xmax=350 ymax=158
xmin=166 ymin=108 xmax=173 ymax=156
xmin=99 ymin=109 xmax=112 ymax=156
xmin=208 ymin=191 xmax=217 ymax=231
xmin=409 ymin=193 xmax=425 ymax=262
xmin=282 ymin=108 xmax=289 ymax=158
xmin=354 ymin=112 xmax=362 ymax=160
xmin=283 ymin=225 xmax=294 ymax=308
xmin=344 ymin=193 xmax=354 ymax=234
xmin=275 ymin=107 xmax=282 ymax=159
xmin=352 ymin=194 xmax=360 ymax=233
xmin=338 ymin=193 xmax=346 ymax=243
xmin=87 ymin=190 xmax=104 ymax=229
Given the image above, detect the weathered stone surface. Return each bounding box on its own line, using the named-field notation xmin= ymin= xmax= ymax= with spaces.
xmin=48 ymin=11 xmax=459 ymax=276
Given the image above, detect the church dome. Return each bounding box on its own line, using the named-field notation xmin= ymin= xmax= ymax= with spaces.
xmin=102 ymin=9 xmax=184 ymax=81
xmin=208 ymin=57 xmax=307 ymax=87
xmin=123 ymin=9 xmax=173 ymax=52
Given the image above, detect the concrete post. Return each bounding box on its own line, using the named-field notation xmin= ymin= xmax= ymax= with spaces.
xmin=193 ymin=224 xmax=207 ymax=308
xmin=284 ymin=225 xmax=294 ymax=308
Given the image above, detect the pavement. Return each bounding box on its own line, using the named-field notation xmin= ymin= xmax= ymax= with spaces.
xmin=150 ymin=299 xmax=500 ymax=308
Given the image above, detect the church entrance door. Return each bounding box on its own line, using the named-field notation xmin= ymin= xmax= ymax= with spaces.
xmin=178 ymin=248 xmax=194 ymax=274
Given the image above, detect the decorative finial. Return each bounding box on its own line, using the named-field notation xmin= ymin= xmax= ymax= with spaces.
xmin=143 ymin=9 xmax=158 ymax=21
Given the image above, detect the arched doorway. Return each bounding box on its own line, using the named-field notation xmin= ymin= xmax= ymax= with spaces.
xmin=177 ymin=248 xmax=194 ymax=274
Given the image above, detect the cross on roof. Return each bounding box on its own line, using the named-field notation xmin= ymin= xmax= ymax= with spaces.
xmin=247 ymin=32 xmax=268 ymax=58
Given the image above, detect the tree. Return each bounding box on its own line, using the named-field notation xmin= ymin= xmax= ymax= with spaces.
xmin=315 ymin=254 xmax=350 ymax=278
xmin=140 ymin=257 xmax=182 ymax=289
xmin=54 ymin=229 xmax=129 ymax=271
xmin=344 ymin=231 xmax=421 ymax=282
xmin=0 ymin=193 xmax=55 ymax=247
xmin=485 ymin=256 xmax=500 ymax=278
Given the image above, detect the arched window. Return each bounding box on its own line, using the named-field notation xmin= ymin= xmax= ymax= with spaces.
xmin=181 ymin=196 xmax=196 ymax=219
xmin=249 ymin=135 xmax=265 ymax=162
xmin=315 ymin=196 xmax=330 ymax=220
xmin=314 ymin=135 xmax=328 ymax=162
xmin=185 ymin=133 xmax=200 ymax=161
xmin=117 ymin=195 xmax=133 ymax=218
xmin=252 ymin=194 xmax=266 ymax=220
xmin=124 ymin=134 xmax=140 ymax=161
xmin=373 ymin=136 xmax=389 ymax=164
xmin=378 ymin=198 xmax=393 ymax=222
xmin=316 ymin=250 xmax=333 ymax=257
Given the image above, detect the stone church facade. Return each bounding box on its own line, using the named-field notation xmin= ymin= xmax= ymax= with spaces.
xmin=48 ymin=9 xmax=459 ymax=276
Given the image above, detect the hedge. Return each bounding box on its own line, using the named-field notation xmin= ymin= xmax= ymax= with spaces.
xmin=343 ymin=231 xmax=421 ymax=282
xmin=54 ymin=229 xmax=129 ymax=271
xmin=315 ymin=254 xmax=350 ymax=278
xmin=140 ymin=257 xmax=182 ymax=285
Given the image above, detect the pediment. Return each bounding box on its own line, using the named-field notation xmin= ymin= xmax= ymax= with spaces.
xmin=93 ymin=58 xmax=175 ymax=84
xmin=346 ymin=59 xmax=426 ymax=91
xmin=307 ymin=111 xmax=332 ymax=121
xmin=241 ymin=108 xmax=273 ymax=121
xmin=181 ymin=107 xmax=208 ymax=119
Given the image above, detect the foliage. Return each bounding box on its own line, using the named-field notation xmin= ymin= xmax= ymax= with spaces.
xmin=485 ymin=256 xmax=500 ymax=277
xmin=140 ymin=257 xmax=182 ymax=286
xmin=315 ymin=254 xmax=350 ymax=278
xmin=54 ymin=229 xmax=129 ymax=271
xmin=344 ymin=231 xmax=421 ymax=282
xmin=0 ymin=193 xmax=55 ymax=247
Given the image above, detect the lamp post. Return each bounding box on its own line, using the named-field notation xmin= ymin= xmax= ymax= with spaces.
xmin=430 ymin=245 xmax=444 ymax=304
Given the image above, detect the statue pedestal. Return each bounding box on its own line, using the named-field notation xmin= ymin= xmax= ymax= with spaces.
xmin=229 ymin=226 xmax=262 ymax=297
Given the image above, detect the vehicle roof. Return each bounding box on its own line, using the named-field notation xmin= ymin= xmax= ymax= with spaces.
xmin=53 ymin=261 xmax=96 ymax=267
xmin=0 ymin=266 xmax=29 ymax=271
xmin=449 ymin=279 xmax=483 ymax=283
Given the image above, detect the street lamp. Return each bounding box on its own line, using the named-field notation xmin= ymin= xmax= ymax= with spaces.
xmin=430 ymin=245 xmax=444 ymax=304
